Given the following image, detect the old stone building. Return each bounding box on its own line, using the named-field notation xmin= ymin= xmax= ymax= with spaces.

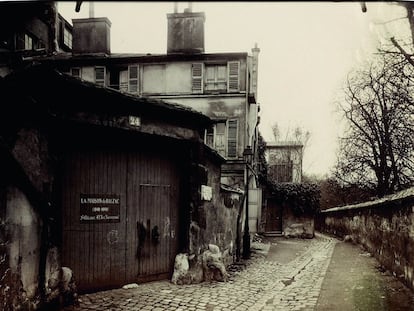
xmin=266 ymin=141 xmax=303 ymax=184
xmin=0 ymin=2 xmax=260 ymax=308
xmin=36 ymin=4 xmax=262 ymax=238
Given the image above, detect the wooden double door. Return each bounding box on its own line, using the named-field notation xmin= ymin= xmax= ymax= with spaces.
xmin=61 ymin=147 xmax=181 ymax=292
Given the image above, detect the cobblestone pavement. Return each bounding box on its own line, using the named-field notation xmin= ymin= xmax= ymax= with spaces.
xmin=64 ymin=234 xmax=337 ymax=311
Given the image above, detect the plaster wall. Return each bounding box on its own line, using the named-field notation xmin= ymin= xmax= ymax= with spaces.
xmin=189 ymin=156 xmax=240 ymax=265
xmin=6 ymin=186 xmax=40 ymax=299
xmin=318 ymin=193 xmax=414 ymax=291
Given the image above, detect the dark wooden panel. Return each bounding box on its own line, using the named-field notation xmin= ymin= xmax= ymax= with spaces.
xmin=61 ymin=149 xmax=128 ymax=292
xmin=265 ymin=200 xmax=283 ymax=232
xmin=62 ymin=146 xmax=181 ymax=291
xmin=125 ymin=150 xmax=179 ymax=284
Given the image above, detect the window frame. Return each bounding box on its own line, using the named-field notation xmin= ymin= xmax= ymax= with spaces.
xmin=226 ymin=119 xmax=238 ymax=158
xmin=71 ymin=67 xmax=81 ymax=78
xmin=94 ymin=66 xmax=106 ymax=86
xmin=204 ymin=63 xmax=227 ymax=93
xmin=128 ymin=65 xmax=139 ymax=94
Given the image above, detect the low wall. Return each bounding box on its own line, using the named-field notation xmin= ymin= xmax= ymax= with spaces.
xmin=317 ymin=187 xmax=414 ymax=291
xmin=283 ymin=207 xmax=314 ymax=238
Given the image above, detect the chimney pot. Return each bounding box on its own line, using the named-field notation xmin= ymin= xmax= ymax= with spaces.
xmin=167 ymin=11 xmax=205 ymax=54
xmin=72 ymin=17 xmax=111 ymax=55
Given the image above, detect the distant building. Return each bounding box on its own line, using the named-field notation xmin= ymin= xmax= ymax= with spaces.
xmin=266 ymin=141 xmax=303 ymax=183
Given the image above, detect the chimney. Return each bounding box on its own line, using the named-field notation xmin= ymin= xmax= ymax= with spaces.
xmin=251 ymin=43 xmax=260 ymax=98
xmin=72 ymin=14 xmax=111 ymax=55
xmin=167 ymin=3 xmax=205 ymax=54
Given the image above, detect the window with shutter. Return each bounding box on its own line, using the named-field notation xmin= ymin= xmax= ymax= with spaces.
xmin=205 ymin=126 xmax=214 ymax=148
xmin=119 ymin=70 xmax=128 ymax=92
xmin=192 ymin=63 xmax=203 ymax=93
xmin=227 ymin=61 xmax=240 ymax=92
xmin=128 ymin=65 xmax=139 ymax=94
xmin=227 ymin=120 xmax=238 ymax=158
xmin=71 ymin=67 xmax=81 ymax=78
xmin=95 ymin=66 xmax=105 ymax=86
xmin=24 ymin=34 xmax=33 ymax=50
xmin=215 ymin=122 xmax=226 ymax=157
xmin=63 ymin=27 xmax=72 ymax=49
xmin=205 ymin=64 xmax=227 ymax=92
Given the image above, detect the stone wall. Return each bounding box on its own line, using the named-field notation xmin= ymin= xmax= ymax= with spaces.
xmin=188 ymin=150 xmax=241 ymax=265
xmin=283 ymin=206 xmax=314 ymax=238
xmin=317 ymin=188 xmax=414 ymax=291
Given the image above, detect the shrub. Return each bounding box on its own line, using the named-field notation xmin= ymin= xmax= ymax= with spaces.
xmin=268 ymin=181 xmax=320 ymax=216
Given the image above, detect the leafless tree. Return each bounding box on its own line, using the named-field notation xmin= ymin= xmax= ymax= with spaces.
xmin=271 ymin=122 xmax=311 ymax=149
xmin=334 ymin=52 xmax=414 ymax=197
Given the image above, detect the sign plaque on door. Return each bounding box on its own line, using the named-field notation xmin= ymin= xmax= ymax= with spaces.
xmin=80 ymin=194 xmax=121 ymax=223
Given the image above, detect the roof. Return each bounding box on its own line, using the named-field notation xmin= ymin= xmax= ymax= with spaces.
xmin=321 ymin=187 xmax=414 ymax=213
xmin=1 ymin=64 xmax=212 ymax=130
xmin=266 ymin=141 xmax=304 ymax=148
xmin=32 ymin=51 xmax=249 ymax=64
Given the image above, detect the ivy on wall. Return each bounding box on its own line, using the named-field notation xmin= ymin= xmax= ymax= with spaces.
xmin=268 ymin=181 xmax=321 ymax=216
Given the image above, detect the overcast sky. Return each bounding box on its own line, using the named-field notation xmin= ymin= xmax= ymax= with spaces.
xmin=57 ymin=1 xmax=410 ymax=177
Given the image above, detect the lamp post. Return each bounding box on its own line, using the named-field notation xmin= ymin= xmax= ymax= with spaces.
xmin=242 ymin=146 xmax=253 ymax=259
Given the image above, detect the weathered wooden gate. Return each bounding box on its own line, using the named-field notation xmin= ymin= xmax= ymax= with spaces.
xmin=61 ymin=147 xmax=180 ymax=292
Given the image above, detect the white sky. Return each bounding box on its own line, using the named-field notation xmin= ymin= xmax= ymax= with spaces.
xmin=57 ymin=1 xmax=410 ymax=177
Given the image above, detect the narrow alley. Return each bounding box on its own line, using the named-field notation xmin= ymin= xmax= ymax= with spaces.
xmin=63 ymin=234 xmax=414 ymax=311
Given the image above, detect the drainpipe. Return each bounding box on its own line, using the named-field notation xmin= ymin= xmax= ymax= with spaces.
xmin=242 ymin=146 xmax=253 ymax=259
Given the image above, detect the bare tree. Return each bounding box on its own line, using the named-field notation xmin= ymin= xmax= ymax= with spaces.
xmin=334 ymin=52 xmax=414 ymax=196
xmin=271 ymin=122 xmax=311 ymax=149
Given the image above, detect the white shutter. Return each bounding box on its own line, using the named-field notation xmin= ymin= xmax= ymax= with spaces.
xmin=128 ymin=65 xmax=139 ymax=94
xmin=227 ymin=119 xmax=238 ymax=158
xmin=95 ymin=66 xmax=105 ymax=86
xmin=119 ymin=70 xmax=128 ymax=92
xmin=227 ymin=61 xmax=240 ymax=92
xmin=192 ymin=63 xmax=203 ymax=93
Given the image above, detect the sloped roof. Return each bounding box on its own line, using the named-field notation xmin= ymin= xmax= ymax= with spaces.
xmin=266 ymin=141 xmax=304 ymax=148
xmin=322 ymin=187 xmax=414 ymax=213
xmin=1 ymin=64 xmax=212 ymax=130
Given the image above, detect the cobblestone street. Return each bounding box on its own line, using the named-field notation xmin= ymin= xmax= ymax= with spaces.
xmin=64 ymin=234 xmax=337 ymax=311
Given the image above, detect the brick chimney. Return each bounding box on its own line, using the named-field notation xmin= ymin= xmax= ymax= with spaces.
xmin=167 ymin=3 xmax=205 ymax=54
xmin=72 ymin=17 xmax=111 ymax=55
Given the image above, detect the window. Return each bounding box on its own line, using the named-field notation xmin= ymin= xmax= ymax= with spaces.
xmin=204 ymin=122 xmax=226 ymax=157
xmin=63 ymin=27 xmax=72 ymax=49
xmin=128 ymin=65 xmax=139 ymax=93
xmin=269 ymin=162 xmax=293 ymax=183
xmin=205 ymin=126 xmax=214 ymax=147
xmin=24 ymin=34 xmax=33 ymax=50
xmin=205 ymin=64 xmax=227 ymax=92
xmin=71 ymin=67 xmax=81 ymax=78
xmin=215 ymin=122 xmax=226 ymax=156
xmin=95 ymin=66 xmax=105 ymax=86
xmin=119 ymin=70 xmax=128 ymax=92
xmin=192 ymin=61 xmax=240 ymax=94
xmin=227 ymin=119 xmax=238 ymax=158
